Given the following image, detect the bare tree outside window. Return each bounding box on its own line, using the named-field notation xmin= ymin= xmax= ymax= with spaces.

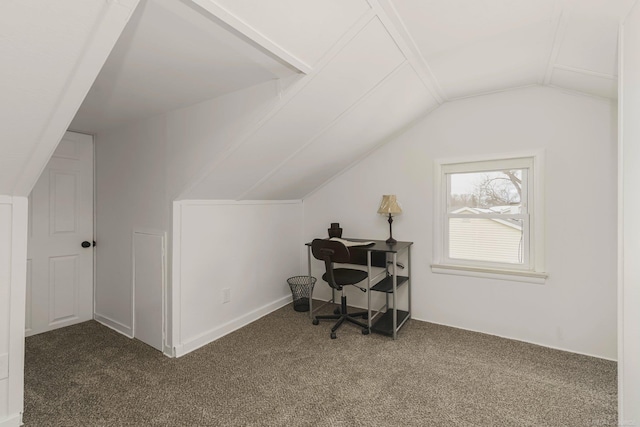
xmin=449 ymin=170 xmax=522 ymax=211
xmin=437 ymin=156 xmax=542 ymax=275
xmin=446 ymin=168 xmax=527 ymax=265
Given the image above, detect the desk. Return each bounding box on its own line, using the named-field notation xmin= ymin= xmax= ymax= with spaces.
xmin=306 ymin=238 xmax=413 ymax=339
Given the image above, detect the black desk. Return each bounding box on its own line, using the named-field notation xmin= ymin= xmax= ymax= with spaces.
xmin=305 ymin=238 xmax=413 ymax=339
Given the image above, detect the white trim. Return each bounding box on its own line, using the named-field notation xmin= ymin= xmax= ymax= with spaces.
xmin=171 ymin=202 xmax=183 ymax=355
xmin=447 ymin=84 xmax=539 ymax=103
xmin=552 ymin=64 xmax=617 ymax=80
xmin=546 ymin=84 xmax=618 ymax=104
xmin=163 ymin=344 xmax=175 ymax=358
xmin=618 ymin=19 xmax=626 ymax=423
xmin=12 ymin=0 xmax=139 ymax=196
xmin=177 ymin=9 xmax=377 ymax=199
xmin=441 ymin=156 xmax=533 ymax=173
xmin=411 ymin=316 xmax=616 ymax=362
xmin=180 ymin=199 xmax=303 ymax=206
xmin=92 ymin=132 xmax=98 ymax=334
xmin=169 ymin=199 xmax=302 ymax=355
xmin=8 ymin=197 xmax=28 ymax=421
xmin=175 ymin=295 xmax=291 ymax=357
xmin=433 ymin=151 xmax=546 ymax=279
xmin=367 ymin=0 xmax=447 ymax=103
xmin=302 ymin=102 xmax=440 ymax=200
xmin=0 ymin=414 xmax=22 ymax=427
xmin=237 ymin=60 xmax=410 ymax=200
xmin=434 ymin=150 xmax=544 ymax=169
xmin=188 ymin=0 xmax=312 ymax=74
xmin=94 ymin=313 xmax=133 ymax=338
xmin=431 ymin=264 xmax=547 ymax=284
xmin=542 ymin=1 xmax=572 ymax=85
xmin=132 ymin=228 xmax=167 ymax=353
xmin=622 ymin=0 xmax=640 ymax=24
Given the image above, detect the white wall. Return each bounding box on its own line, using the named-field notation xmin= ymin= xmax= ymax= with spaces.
xmin=0 ymin=197 xmax=27 ymax=427
xmin=620 ymin=3 xmax=640 ymax=422
xmin=165 ymin=81 xmax=280 ymax=200
xmin=172 ymin=200 xmax=303 ymax=356
xmin=94 ymin=81 xmax=279 ymax=343
xmin=0 ymin=0 xmax=138 ymax=197
xmin=303 ymin=86 xmax=617 ymax=359
xmin=0 ymin=3 xmax=137 ymax=423
xmin=95 ymin=115 xmax=168 ymax=337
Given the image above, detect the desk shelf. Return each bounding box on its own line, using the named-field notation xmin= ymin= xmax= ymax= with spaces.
xmin=370 ymin=275 xmax=409 ymax=293
xmin=371 ymin=309 xmax=410 ymax=336
xmin=306 ymin=238 xmax=413 ymax=340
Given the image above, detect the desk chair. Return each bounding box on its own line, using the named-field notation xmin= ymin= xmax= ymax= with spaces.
xmin=311 ymin=239 xmax=370 ymax=339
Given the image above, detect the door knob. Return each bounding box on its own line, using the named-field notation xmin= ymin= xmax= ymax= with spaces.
xmin=81 ymin=241 xmax=91 ymax=248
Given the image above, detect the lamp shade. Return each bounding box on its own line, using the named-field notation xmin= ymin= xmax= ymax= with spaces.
xmin=377 ymin=195 xmax=402 ymax=215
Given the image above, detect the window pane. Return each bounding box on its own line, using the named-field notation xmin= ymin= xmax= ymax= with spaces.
xmin=448 ymin=218 xmax=524 ymax=264
xmin=448 ymin=170 xmax=524 ymax=214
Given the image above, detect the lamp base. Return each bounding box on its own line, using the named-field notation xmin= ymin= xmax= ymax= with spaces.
xmin=386 ymin=213 xmax=397 ymax=245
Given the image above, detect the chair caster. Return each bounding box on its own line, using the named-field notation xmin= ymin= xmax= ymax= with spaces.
xmin=333 ymin=308 xmax=341 ymax=315
xmin=362 ymin=314 xmax=368 ymax=320
xmin=362 ymin=328 xmax=370 ymax=335
xmin=330 ymin=332 xmax=337 ymax=339
xmin=312 ymin=318 xmax=319 ymax=325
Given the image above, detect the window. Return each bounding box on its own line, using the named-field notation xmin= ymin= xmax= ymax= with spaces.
xmin=433 ymin=154 xmax=546 ymax=283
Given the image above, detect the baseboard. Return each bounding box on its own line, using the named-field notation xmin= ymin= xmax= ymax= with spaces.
xmin=163 ymin=344 xmax=174 ymax=358
xmin=311 ymin=295 xmax=617 ymax=361
xmin=0 ymin=413 xmax=21 ymax=427
xmin=414 ymin=316 xmax=617 ymax=362
xmin=94 ymin=313 xmax=133 ymax=338
xmin=175 ymin=295 xmax=291 ymax=357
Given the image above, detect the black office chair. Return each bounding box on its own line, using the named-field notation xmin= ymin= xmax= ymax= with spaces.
xmin=311 ymin=238 xmax=370 ymax=339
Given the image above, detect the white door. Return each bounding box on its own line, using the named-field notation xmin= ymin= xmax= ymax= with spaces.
xmin=26 ymin=131 xmax=94 ymax=336
xmin=133 ymin=231 xmax=165 ymax=351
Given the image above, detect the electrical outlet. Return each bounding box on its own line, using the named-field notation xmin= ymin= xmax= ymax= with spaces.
xmin=222 ymin=288 xmax=231 ymax=304
xmin=0 ymin=353 xmax=8 ymax=380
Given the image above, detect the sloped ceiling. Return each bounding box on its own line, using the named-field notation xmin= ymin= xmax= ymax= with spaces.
xmin=387 ymin=0 xmax=632 ymax=100
xmin=70 ymin=0 xmax=297 ymax=133
xmin=178 ymin=0 xmax=629 ymax=200
xmin=62 ymin=0 xmax=629 ymax=201
xmin=0 ymin=0 xmax=139 ymax=196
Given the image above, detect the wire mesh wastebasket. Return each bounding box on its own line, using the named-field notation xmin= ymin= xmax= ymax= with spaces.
xmin=287 ymin=276 xmax=317 ymax=312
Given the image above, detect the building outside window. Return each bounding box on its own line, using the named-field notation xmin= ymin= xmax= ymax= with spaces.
xmin=433 ymin=154 xmax=546 ymax=283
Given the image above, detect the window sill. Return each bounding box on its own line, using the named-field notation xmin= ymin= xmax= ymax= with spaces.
xmin=431 ymin=264 xmax=548 ymax=284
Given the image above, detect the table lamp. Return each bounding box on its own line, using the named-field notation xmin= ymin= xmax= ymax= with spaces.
xmin=378 ymin=195 xmax=402 ymax=245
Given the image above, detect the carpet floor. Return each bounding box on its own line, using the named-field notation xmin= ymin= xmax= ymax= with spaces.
xmin=24 ymin=303 xmax=617 ymax=426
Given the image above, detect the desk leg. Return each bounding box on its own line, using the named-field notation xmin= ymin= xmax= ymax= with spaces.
xmin=407 ymin=246 xmax=412 ymax=320
xmin=392 ymin=252 xmax=397 ymax=340
xmin=367 ymin=251 xmax=372 ymax=331
xmin=307 ymin=246 xmax=313 ymax=320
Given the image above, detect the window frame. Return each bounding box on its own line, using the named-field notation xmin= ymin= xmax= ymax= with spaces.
xmin=432 ymin=152 xmax=547 ymax=283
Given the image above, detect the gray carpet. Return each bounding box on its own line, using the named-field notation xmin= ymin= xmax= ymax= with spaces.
xmin=24 ymin=303 xmax=617 ymax=426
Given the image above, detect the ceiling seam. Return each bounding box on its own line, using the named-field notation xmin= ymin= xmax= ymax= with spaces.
xmin=301 ymin=102 xmax=440 ymax=201
xmin=177 ymin=8 xmax=379 ymax=199
xmin=237 ymin=60 xmax=411 ymax=200
xmin=543 ymin=0 xmax=573 ymax=85
xmin=554 ymin=64 xmax=617 ymax=80
xmin=367 ymin=0 xmax=448 ymax=104
xmin=446 ymin=84 xmax=540 ymax=102
xmin=621 ymin=0 xmax=640 ymax=24
xmin=187 ymin=0 xmax=312 ymax=74
xmin=11 ymin=0 xmax=139 ymax=196
xmin=546 ymin=84 xmax=617 ymax=103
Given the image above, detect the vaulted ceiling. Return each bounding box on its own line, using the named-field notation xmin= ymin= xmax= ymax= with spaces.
xmin=388 ymin=0 xmax=629 ymax=100
xmin=70 ymin=0 xmax=297 ymax=133
xmin=69 ymin=0 xmax=631 ymax=200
